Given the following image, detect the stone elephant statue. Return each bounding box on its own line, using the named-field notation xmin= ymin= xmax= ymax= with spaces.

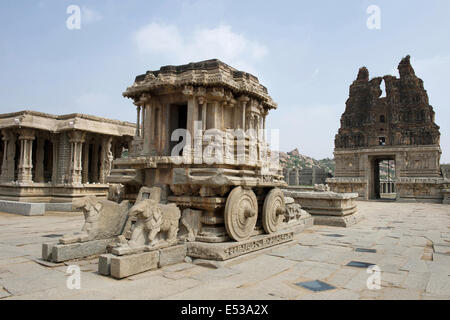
xmin=60 ymin=196 xmax=129 ymax=244
xmin=126 ymin=199 xmax=181 ymax=248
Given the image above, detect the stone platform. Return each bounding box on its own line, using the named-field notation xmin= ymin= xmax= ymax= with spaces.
xmin=283 ymin=190 xmax=361 ymax=227
xmin=0 ymin=200 xmax=45 ymax=216
xmin=186 ymin=230 xmax=295 ymax=261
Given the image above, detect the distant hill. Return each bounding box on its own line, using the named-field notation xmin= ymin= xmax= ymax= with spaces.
xmin=278 ymin=148 xmax=335 ymax=175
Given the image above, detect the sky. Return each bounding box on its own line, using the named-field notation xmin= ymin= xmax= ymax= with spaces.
xmin=0 ymin=0 xmax=449 ymax=162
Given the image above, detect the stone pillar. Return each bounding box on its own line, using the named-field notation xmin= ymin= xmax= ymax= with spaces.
xmin=200 ymin=97 xmax=207 ymax=131
xmin=212 ymin=101 xmax=221 ymax=129
xmin=51 ymin=135 xmax=59 ymax=185
xmin=145 ymin=103 xmax=152 ymax=151
xmin=35 ymin=136 xmax=45 ymax=183
xmin=0 ymin=130 xmax=17 ymax=183
xmin=17 ymin=128 xmax=35 ymax=183
xmin=99 ymin=136 xmax=113 ymax=184
xmin=68 ymin=131 xmax=85 ymax=185
xmin=135 ymin=105 xmax=141 ymax=137
xmin=262 ymin=112 xmax=267 ymax=142
xmin=82 ymin=142 xmax=89 ymax=183
xmin=141 ymin=105 xmax=146 ymax=140
xmin=92 ymin=141 xmax=99 ymax=183
xmin=295 ymin=168 xmax=299 ymax=186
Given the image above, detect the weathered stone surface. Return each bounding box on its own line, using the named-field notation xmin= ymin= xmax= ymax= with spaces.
xmin=159 ymin=245 xmax=187 ymax=267
xmin=44 ymin=203 xmax=76 ymax=212
xmin=51 ymin=238 xmax=113 ymax=262
xmin=187 ymin=231 xmax=294 ymax=261
xmin=179 ymin=209 xmax=202 ymax=242
xmin=98 ymin=253 xmax=114 ymax=276
xmin=110 ymin=251 xmax=160 ymax=279
xmin=313 ymin=211 xmax=363 ymax=227
xmin=0 ymin=200 xmax=44 ymax=216
xmin=283 ymin=189 xmax=361 ymax=227
xmin=41 ymin=243 xmax=54 ymax=261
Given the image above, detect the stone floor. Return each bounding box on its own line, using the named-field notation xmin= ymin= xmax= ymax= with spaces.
xmin=0 ymin=201 xmax=449 ymax=300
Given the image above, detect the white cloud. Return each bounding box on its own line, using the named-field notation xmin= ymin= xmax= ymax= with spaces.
xmin=132 ymin=23 xmax=268 ymax=72
xmin=81 ymin=6 xmax=103 ymax=24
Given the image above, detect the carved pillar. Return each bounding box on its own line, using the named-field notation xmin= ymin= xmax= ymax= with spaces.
xmin=240 ymin=97 xmax=249 ymax=130
xmin=145 ymin=102 xmax=153 ymax=152
xmin=199 ymin=97 xmax=206 ymax=130
xmin=35 ymin=136 xmax=45 ymax=183
xmin=99 ymin=136 xmax=113 ymax=184
xmin=135 ymin=105 xmax=141 ymax=137
xmin=0 ymin=130 xmax=17 ymax=183
xmin=295 ymin=168 xmax=299 ymax=186
xmin=68 ymin=131 xmax=86 ymax=185
xmin=17 ymin=129 xmax=35 ymax=183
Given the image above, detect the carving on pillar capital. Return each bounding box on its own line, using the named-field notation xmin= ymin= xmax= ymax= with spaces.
xmin=18 ymin=128 xmax=35 ymax=140
xmin=1 ymin=129 xmax=16 ymax=141
xmin=68 ymin=130 xmax=86 ymax=143
xmin=238 ymin=95 xmax=250 ymax=103
xmin=182 ymin=85 xmax=195 ymax=97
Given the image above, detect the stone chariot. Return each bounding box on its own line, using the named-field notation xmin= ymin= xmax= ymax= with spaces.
xmin=108 ymin=60 xmax=295 ymax=244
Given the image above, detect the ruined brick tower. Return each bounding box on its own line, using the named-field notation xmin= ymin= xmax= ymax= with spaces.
xmin=327 ymin=55 xmax=448 ymax=203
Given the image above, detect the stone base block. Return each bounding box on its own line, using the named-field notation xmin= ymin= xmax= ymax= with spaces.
xmin=280 ymin=215 xmax=314 ymax=233
xmin=45 ymin=203 xmax=77 ymax=212
xmin=0 ymin=200 xmax=45 ymax=216
xmin=313 ymin=211 xmax=364 ymax=227
xmin=110 ymin=251 xmax=160 ymax=279
xmin=42 ymin=243 xmax=54 ymax=260
xmin=98 ymin=254 xmax=114 ymax=276
xmin=159 ymin=245 xmax=187 ymax=267
xmin=187 ymin=231 xmax=294 ymax=261
xmin=101 ymin=244 xmax=187 ymax=278
xmin=49 ymin=238 xmax=113 ymax=262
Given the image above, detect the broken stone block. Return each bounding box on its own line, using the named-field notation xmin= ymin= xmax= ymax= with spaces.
xmin=51 ymin=238 xmax=113 ymax=263
xmin=42 ymin=243 xmax=54 ymax=261
xmin=110 ymin=251 xmax=160 ymax=279
xmin=98 ymin=254 xmax=114 ymax=276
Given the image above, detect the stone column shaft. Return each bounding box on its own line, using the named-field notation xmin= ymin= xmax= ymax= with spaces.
xmin=35 ymin=137 xmax=45 ymax=183
xmin=0 ymin=130 xmax=17 ymax=183
xmin=92 ymin=141 xmax=99 ymax=182
xmin=51 ymin=136 xmax=59 ymax=184
xmin=68 ymin=131 xmax=85 ymax=185
xmin=136 ymin=106 xmax=141 ymax=137
xmin=17 ymin=129 xmax=35 ymax=183
xmin=82 ymin=142 xmax=89 ymax=183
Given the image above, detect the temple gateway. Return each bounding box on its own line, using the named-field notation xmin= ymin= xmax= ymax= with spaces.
xmin=0 ymin=111 xmax=134 ymax=202
xmin=327 ymin=56 xmax=449 ymax=203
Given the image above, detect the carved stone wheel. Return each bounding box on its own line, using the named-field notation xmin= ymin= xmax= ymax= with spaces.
xmin=262 ymin=188 xmax=286 ymax=234
xmin=224 ymin=186 xmax=258 ymax=241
